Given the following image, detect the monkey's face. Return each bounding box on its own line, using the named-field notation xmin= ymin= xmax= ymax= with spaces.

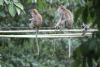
xmin=81 ymin=23 xmax=85 ymax=28
xmin=57 ymin=7 xmax=63 ymax=14
xmin=57 ymin=5 xmax=66 ymax=14
xmin=30 ymin=10 xmax=36 ymax=17
xmin=30 ymin=10 xmax=35 ymax=15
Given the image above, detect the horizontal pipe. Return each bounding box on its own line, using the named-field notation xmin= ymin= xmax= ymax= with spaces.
xmin=0 ymin=29 xmax=98 ymax=33
xmin=0 ymin=27 xmax=97 ymax=29
xmin=0 ymin=27 xmax=55 ymax=29
xmin=0 ymin=34 xmax=92 ymax=38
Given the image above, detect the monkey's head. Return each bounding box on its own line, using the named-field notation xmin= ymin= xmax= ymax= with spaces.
xmin=57 ymin=5 xmax=66 ymax=13
xmin=81 ymin=23 xmax=85 ymax=28
xmin=30 ymin=9 xmax=38 ymax=15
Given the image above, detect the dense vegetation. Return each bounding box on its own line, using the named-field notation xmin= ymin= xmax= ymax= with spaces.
xmin=0 ymin=0 xmax=100 ymax=67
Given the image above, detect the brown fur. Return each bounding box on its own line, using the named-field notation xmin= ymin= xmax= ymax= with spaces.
xmin=59 ymin=5 xmax=73 ymax=28
xmin=31 ymin=9 xmax=42 ymax=28
xmin=60 ymin=5 xmax=73 ymax=22
xmin=30 ymin=9 xmax=42 ymax=55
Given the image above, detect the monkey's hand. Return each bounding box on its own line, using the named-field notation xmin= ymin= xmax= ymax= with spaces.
xmin=60 ymin=24 xmax=64 ymax=30
xmin=29 ymin=18 xmax=34 ymax=21
xmin=55 ymin=25 xmax=61 ymax=29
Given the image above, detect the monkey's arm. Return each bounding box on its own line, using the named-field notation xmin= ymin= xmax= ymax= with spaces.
xmin=86 ymin=23 xmax=92 ymax=28
xmin=30 ymin=12 xmax=34 ymax=17
xmin=55 ymin=16 xmax=62 ymax=27
xmin=29 ymin=18 xmax=34 ymax=21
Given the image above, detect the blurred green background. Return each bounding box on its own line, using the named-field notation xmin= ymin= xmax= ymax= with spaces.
xmin=0 ymin=0 xmax=100 ymax=67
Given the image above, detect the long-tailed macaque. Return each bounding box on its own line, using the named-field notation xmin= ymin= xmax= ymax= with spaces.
xmin=81 ymin=23 xmax=92 ymax=35
xmin=55 ymin=5 xmax=73 ymax=29
xmin=55 ymin=5 xmax=73 ymax=58
xmin=29 ymin=9 xmax=42 ymax=55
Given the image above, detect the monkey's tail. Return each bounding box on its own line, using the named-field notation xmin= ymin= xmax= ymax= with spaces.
xmin=82 ymin=28 xmax=87 ymax=35
xmin=82 ymin=31 xmax=86 ymax=35
xmin=36 ymin=28 xmax=39 ymax=55
xmin=68 ymin=31 xmax=71 ymax=58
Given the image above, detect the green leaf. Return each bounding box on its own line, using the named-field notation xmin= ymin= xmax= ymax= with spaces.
xmin=82 ymin=0 xmax=85 ymax=5
xmin=0 ymin=11 xmax=6 ymax=17
xmin=79 ymin=0 xmax=82 ymax=6
xmin=82 ymin=58 xmax=86 ymax=67
xmin=87 ymin=13 xmax=91 ymax=23
xmin=82 ymin=6 xmax=88 ymax=24
xmin=8 ymin=2 xmax=16 ymax=17
xmin=94 ymin=44 xmax=99 ymax=55
xmin=26 ymin=63 xmax=30 ymax=66
xmin=27 ymin=0 xmax=32 ymax=4
xmin=32 ymin=63 xmax=38 ymax=66
xmin=89 ymin=8 xmax=95 ymax=18
xmin=13 ymin=0 xmax=18 ymax=2
xmin=87 ymin=57 xmax=93 ymax=67
xmin=42 ymin=0 xmax=48 ymax=8
xmin=74 ymin=7 xmax=84 ymax=22
xmin=0 ymin=5 xmax=2 ymax=11
xmin=0 ymin=0 xmax=3 ymax=5
xmin=89 ymin=39 xmax=96 ymax=50
xmin=4 ymin=0 xmax=9 ymax=4
xmin=16 ymin=7 xmax=20 ymax=15
xmin=14 ymin=2 xmax=24 ymax=10
xmin=79 ymin=0 xmax=85 ymax=6
xmin=22 ymin=10 xmax=26 ymax=14
xmin=21 ymin=61 xmax=26 ymax=66
xmin=72 ymin=59 xmax=81 ymax=67
xmin=37 ymin=0 xmax=42 ymax=11
xmin=84 ymin=0 xmax=88 ymax=2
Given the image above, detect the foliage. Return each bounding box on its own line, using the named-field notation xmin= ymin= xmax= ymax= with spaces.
xmin=72 ymin=0 xmax=100 ymax=67
xmin=0 ymin=0 xmax=100 ymax=67
xmin=74 ymin=0 xmax=100 ymax=29
xmin=72 ymin=32 xmax=100 ymax=67
xmin=0 ymin=38 xmax=80 ymax=67
xmin=0 ymin=0 xmax=24 ymax=17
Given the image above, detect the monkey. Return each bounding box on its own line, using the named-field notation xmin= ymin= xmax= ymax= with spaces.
xmin=29 ymin=9 xmax=42 ymax=55
xmin=55 ymin=5 xmax=73 ymax=29
xmin=55 ymin=6 xmax=73 ymax=58
xmin=54 ymin=5 xmax=73 ymax=45
xmin=81 ymin=23 xmax=92 ymax=35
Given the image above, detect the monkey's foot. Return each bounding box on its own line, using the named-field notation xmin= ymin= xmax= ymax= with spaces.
xmin=55 ymin=26 xmax=61 ymax=29
xmin=29 ymin=24 xmax=33 ymax=29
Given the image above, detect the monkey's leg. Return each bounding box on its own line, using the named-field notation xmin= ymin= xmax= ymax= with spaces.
xmin=61 ymin=20 xmax=67 ymax=25
xmin=29 ymin=21 xmax=34 ymax=29
xmin=60 ymin=20 xmax=68 ymax=30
